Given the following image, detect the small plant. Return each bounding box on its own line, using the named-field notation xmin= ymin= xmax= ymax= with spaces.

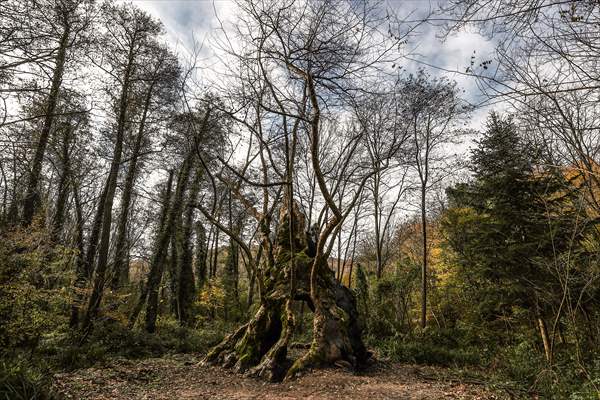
xmin=372 ymin=329 xmax=482 ymax=367
xmin=0 ymin=360 xmax=58 ymax=400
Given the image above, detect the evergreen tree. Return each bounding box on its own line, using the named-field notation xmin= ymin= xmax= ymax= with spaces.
xmin=444 ymin=113 xmax=576 ymax=346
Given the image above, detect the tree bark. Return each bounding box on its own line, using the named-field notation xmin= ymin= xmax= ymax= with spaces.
xmin=203 ymin=201 xmax=370 ymax=382
xmin=145 ymin=156 xmax=193 ymax=332
xmin=194 ymin=221 xmax=208 ymax=289
xmin=22 ymin=21 xmax=71 ymax=225
xmin=0 ymin=162 xmax=8 ymax=223
xmin=177 ymin=168 xmax=201 ymax=325
xmin=83 ymin=183 xmax=107 ymax=280
xmin=538 ymin=316 xmax=552 ymax=364
xmin=168 ymin=233 xmax=178 ymax=315
xmin=82 ymin=40 xmax=137 ymax=330
xmin=421 ymin=186 xmax=427 ymax=329
xmin=211 ymin=225 xmax=220 ymax=278
xmin=111 ymin=81 xmax=155 ymax=290
xmin=69 ymin=181 xmax=87 ymax=327
xmin=247 ymin=244 xmax=263 ymax=309
xmin=51 ymin=124 xmax=73 ymax=242
xmin=128 ymin=170 xmax=174 ymax=329
xmin=223 ymin=192 xmax=242 ymax=317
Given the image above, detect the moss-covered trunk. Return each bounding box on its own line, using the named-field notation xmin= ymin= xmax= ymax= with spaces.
xmin=286 ymin=260 xmax=369 ymax=378
xmin=203 ymin=201 xmax=369 ymax=381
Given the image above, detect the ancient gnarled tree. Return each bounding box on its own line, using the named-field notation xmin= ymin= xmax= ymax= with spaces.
xmin=203 ymin=201 xmax=369 ymax=381
xmin=194 ymin=0 xmax=411 ymax=382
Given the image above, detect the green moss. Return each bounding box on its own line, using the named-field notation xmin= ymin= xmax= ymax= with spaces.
xmin=233 ymin=332 xmax=261 ymax=368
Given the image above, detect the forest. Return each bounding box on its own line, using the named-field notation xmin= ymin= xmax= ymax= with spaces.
xmin=0 ymin=0 xmax=599 ymax=399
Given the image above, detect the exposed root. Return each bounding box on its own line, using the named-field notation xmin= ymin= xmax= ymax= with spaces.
xmin=203 ymin=201 xmax=370 ymax=382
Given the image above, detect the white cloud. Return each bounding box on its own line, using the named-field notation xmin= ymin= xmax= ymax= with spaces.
xmin=130 ymin=0 xmax=503 ymax=131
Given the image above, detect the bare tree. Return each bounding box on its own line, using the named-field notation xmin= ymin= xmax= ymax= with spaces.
xmin=17 ymin=0 xmax=95 ymax=225
xmin=197 ymin=0 xmax=419 ymax=381
xmin=400 ymin=70 xmax=469 ymax=328
xmin=354 ymin=84 xmax=412 ymax=279
xmin=110 ymin=43 xmax=180 ymax=289
xmin=82 ymin=3 xmax=165 ymax=330
xmin=444 ymin=0 xmax=600 ymax=219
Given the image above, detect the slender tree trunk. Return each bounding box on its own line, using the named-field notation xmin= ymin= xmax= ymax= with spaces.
xmin=535 ymin=299 xmax=552 ymax=364
xmin=194 ymin=221 xmax=208 ymax=289
xmin=212 ymin=227 xmax=220 ymax=277
xmin=7 ymin=147 xmax=18 ymax=225
xmin=128 ymin=170 xmax=174 ymax=329
xmin=373 ymin=173 xmax=383 ymax=280
xmin=51 ymin=125 xmax=73 ymax=242
xmin=420 ymin=186 xmax=427 ymax=329
xmin=224 ymin=228 xmax=240 ymax=315
xmin=111 ymin=82 xmax=155 ymax=290
xmin=69 ymin=181 xmax=86 ymax=327
xmin=83 ymin=43 xmax=136 ymax=330
xmin=146 ymin=157 xmax=194 ymax=332
xmin=0 ymin=162 xmax=8 ymax=223
xmin=341 ymin=210 xmax=359 ymax=287
xmin=205 ymin=225 xmax=214 ymax=276
xmin=23 ymin=22 xmax=70 ymax=225
xmin=336 ymin=229 xmax=342 ymax=281
xmin=83 ymin=184 xmax=107 ymax=279
xmin=177 ymin=168 xmax=201 ymax=325
xmin=225 ymin=193 xmax=243 ymax=308
xmin=348 ymin=218 xmax=359 ymax=289
xmin=538 ymin=316 xmax=552 ymax=364
xmin=168 ymin=233 xmax=178 ymax=315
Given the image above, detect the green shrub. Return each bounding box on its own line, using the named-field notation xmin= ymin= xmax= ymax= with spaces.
xmin=0 ymin=226 xmax=72 ymax=359
xmin=568 ymin=367 xmax=600 ymax=400
xmin=494 ymin=339 xmax=544 ymax=382
xmin=372 ymin=329 xmax=483 ymax=367
xmin=39 ymin=318 xmax=230 ymax=371
xmin=0 ymin=360 xmax=58 ymax=400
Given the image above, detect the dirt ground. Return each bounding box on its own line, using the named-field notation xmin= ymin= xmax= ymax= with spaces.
xmin=52 ymin=354 xmax=517 ymax=400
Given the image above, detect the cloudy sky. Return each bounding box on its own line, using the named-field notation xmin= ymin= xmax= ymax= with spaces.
xmin=130 ymin=0 xmax=500 ymax=130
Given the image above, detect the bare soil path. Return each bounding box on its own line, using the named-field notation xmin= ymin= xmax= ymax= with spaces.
xmin=53 ymin=354 xmax=511 ymax=399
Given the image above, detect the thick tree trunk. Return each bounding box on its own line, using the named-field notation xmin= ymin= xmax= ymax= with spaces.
xmin=203 ymin=201 xmax=370 ymax=382
xmin=286 ymin=256 xmax=369 ymax=379
xmin=246 ymin=245 xmax=262 ymax=309
xmin=22 ymin=22 xmax=70 ymax=226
